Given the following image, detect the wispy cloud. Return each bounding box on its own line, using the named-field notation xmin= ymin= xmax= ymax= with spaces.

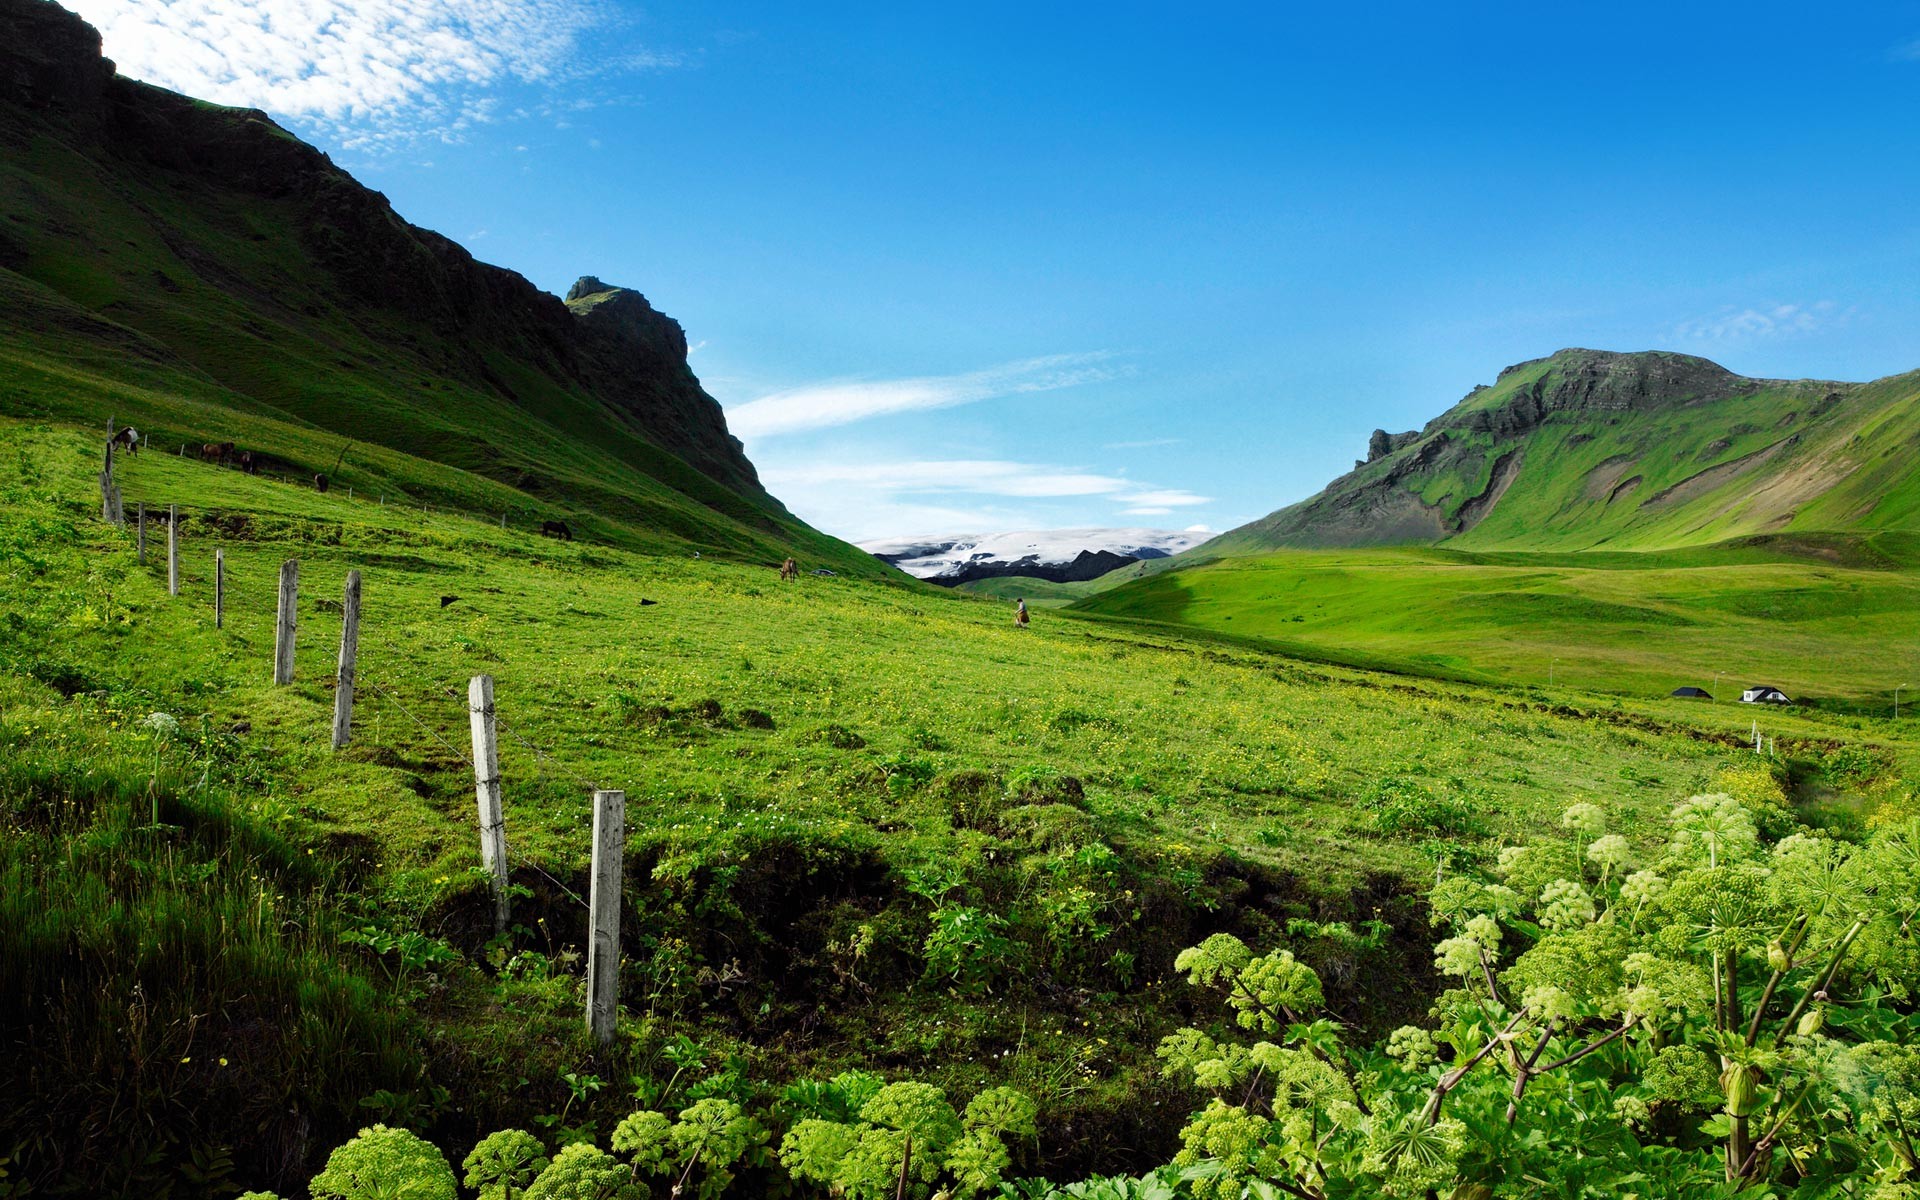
xmin=765 ymin=459 xmax=1135 ymax=499
xmin=1103 ymin=437 xmax=1184 ymax=450
xmin=759 ymin=457 xmax=1213 ymax=540
xmin=1674 ymin=301 xmax=1852 ymax=342
xmin=1893 ymin=37 xmax=1920 ymax=61
xmin=67 ymin=0 xmax=666 ymax=150
xmin=726 ymin=353 xmax=1122 ymax=438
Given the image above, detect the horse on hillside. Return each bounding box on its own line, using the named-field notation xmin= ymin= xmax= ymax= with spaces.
xmin=200 ymin=441 xmax=235 ymax=464
xmin=541 ymin=520 xmax=574 ymax=541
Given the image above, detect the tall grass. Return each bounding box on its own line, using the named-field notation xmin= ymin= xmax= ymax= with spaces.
xmin=0 ymin=718 xmax=420 ymax=1197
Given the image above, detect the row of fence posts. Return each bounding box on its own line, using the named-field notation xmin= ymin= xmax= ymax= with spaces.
xmin=111 ymin=424 xmax=628 ymax=1046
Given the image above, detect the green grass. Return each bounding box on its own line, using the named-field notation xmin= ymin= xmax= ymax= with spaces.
xmin=1072 ymin=542 xmax=1920 ymax=708
xmin=0 ymin=102 xmax=881 ymax=579
xmin=9 ymin=417 xmax=1916 ymax=1193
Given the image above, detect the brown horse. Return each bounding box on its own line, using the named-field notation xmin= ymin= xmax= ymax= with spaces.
xmin=200 ymin=441 xmax=234 ymax=464
xmin=779 ymin=556 xmax=798 ymax=580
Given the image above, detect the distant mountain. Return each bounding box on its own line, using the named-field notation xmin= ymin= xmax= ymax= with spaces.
xmin=0 ymin=0 xmax=879 ymax=572
xmin=1202 ymin=348 xmax=1920 ymax=555
xmin=862 ymin=528 xmax=1210 ymax=586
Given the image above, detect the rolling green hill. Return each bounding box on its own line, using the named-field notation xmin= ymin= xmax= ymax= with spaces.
xmin=0 ymin=0 xmax=883 ymax=575
xmin=1202 ymin=347 xmax=1920 ymax=555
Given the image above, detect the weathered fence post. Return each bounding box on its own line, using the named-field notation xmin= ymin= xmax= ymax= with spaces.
xmin=101 ymin=421 xmax=114 ymax=523
xmin=137 ymin=502 xmax=146 ymax=564
xmin=273 ymin=560 xmax=298 ymax=684
xmin=331 ymin=570 xmax=361 ymax=749
xmin=215 ymin=549 xmax=224 ymax=628
xmin=586 ymin=788 xmax=626 ymax=1046
xmin=166 ymin=505 xmax=179 ymax=596
xmin=467 ymin=674 xmax=510 ymax=934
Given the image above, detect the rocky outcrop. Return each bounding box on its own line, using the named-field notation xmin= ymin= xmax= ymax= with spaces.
xmin=1367 ymin=428 xmax=1422 ymax=463
xmin=0 ymin=0 xmax=112 ymax=117
xmin=1430 ymin=349 xmax=1748 ymax=440
xmin=0 ymin=0 xmax=764 ymax=500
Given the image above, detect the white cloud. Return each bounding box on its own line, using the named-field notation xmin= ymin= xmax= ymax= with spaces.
xmin=763 ymin=459 xmax=1136 ymax=499
xmin=1103 ymin=437 xmax=1183 ymax=450
xmin=67 ymin=0 xmax=663 ymax=150
xmin=1114 ymin=488 xmax=1209 ymax=507
xmin=1184 ymin=524 xmax=1213 ymax=533
xmin=759 ymin=456 xmax=1213 ymax=540
xmin=1674 ymin=301 xmax=1852 ymax=342
xmin=727 ymin=353 xmax=1121 ymax=438
xmin=1894 ymin=37 xmax=1920 ymax=61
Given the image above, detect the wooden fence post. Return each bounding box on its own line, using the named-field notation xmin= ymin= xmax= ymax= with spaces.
xmin=137 ymin=502 xmax=146 ymax=564
xmin=586 ymin=788 xmax=625 ymax=1046
xmin=467 ymin=674 xmax=510 ymax=934
xmin=215 ymin=549 xmax=224 ymax=629
xmin=167 ymin=505 xmax=179 ymax=596
xmin=331 ymin=570 xmax=361 ymax=749
xmin=273 ymin=560 xmax=298 ymax=684
xmin=101 ymin=421 xmax=114 ymax=523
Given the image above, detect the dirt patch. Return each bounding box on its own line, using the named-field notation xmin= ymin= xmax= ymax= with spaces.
xmin=1644 ymin=441 xmax=1784 ymax=508
xmin=1453 ymin=449 xmax=1524 ymax=531
xmin=1607 ymin=475 xmax=1642 ymax=505
xmin=1581 ymin=454 xmax=1637 ymax=500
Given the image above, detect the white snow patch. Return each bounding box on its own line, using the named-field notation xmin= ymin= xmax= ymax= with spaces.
xmin=859 ymin=527 xmax=1208 ymax=580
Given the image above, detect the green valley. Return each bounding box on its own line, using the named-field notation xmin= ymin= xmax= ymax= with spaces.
xmin=7 ymin=2 xmax=1920 ymax=1198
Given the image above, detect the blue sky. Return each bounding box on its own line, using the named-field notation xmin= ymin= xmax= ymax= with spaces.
xmin=76 ymin=0 xmax=1920 ymax=541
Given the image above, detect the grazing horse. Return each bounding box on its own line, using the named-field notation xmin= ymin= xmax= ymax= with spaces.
xmin=110 ymin=427 xmax=140 ymax=455
xmin=200 ymin=441 xmax=234 ymax=464
xmin=540 ymin=520 xmax=574 ymax=541
xmin=313 ymin=473 xmax=329 ymax=493
xmin=235 ymin=450 xmax=257 ymax=474
xmin=779 ymin=556 xmax=798 ymax=581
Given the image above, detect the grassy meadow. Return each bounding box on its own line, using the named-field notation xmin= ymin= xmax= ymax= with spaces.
xmin=1070 ymin=540 xmax=1920 ymax=709
xmin=5 ymin=417 xmax=1918 ymax=1193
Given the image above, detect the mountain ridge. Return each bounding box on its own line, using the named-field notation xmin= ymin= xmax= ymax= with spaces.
xmin=1198 ymin=347 xmax=1918 ymax=556
xmin=0 ymin=0 xmax=885 ymax=571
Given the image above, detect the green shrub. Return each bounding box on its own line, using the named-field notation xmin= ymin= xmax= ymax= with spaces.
xmin=1359 ymin=777 xmax=1478 ymax=838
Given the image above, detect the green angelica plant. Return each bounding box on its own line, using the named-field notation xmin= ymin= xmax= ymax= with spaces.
xmin=308 ymin=1125 xmax=457 ymax=1200
xmin=522 ymin=1143 xmax=640 ymax=1200
xmin=1160 ymin=799 xmax=1920 ymax=1197
xmin=462 ymin=1130 xmax=549 ymax=1200
xmin=778 ymin=1080 xmax=1036 ymax=1199
xmin=601 ymin=1098 xmax=767 ymax=1200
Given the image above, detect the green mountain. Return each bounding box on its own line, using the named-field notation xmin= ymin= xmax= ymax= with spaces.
xmin=0 ymin=0 xmax=881 ymax=573
xmin=1202 ymin=347 xmax=1920 ymax=555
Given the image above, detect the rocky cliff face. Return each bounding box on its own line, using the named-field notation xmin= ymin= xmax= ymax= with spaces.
xmin=1429 ymin=349 xmax=1750 ymax=439
xmin=0 ymin=0 xmax=765 ymax=500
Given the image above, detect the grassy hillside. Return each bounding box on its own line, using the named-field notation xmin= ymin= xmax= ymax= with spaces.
xmin=1072 ymin=537 xmax=1920 ymax=707
xmin=0 ymin=2 xmax=881 ymax=577
xmin=7 ymin=417 xmax=1913 ymax=1194
xmin=1203 ymin=349 xmax=1920 ymax=556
